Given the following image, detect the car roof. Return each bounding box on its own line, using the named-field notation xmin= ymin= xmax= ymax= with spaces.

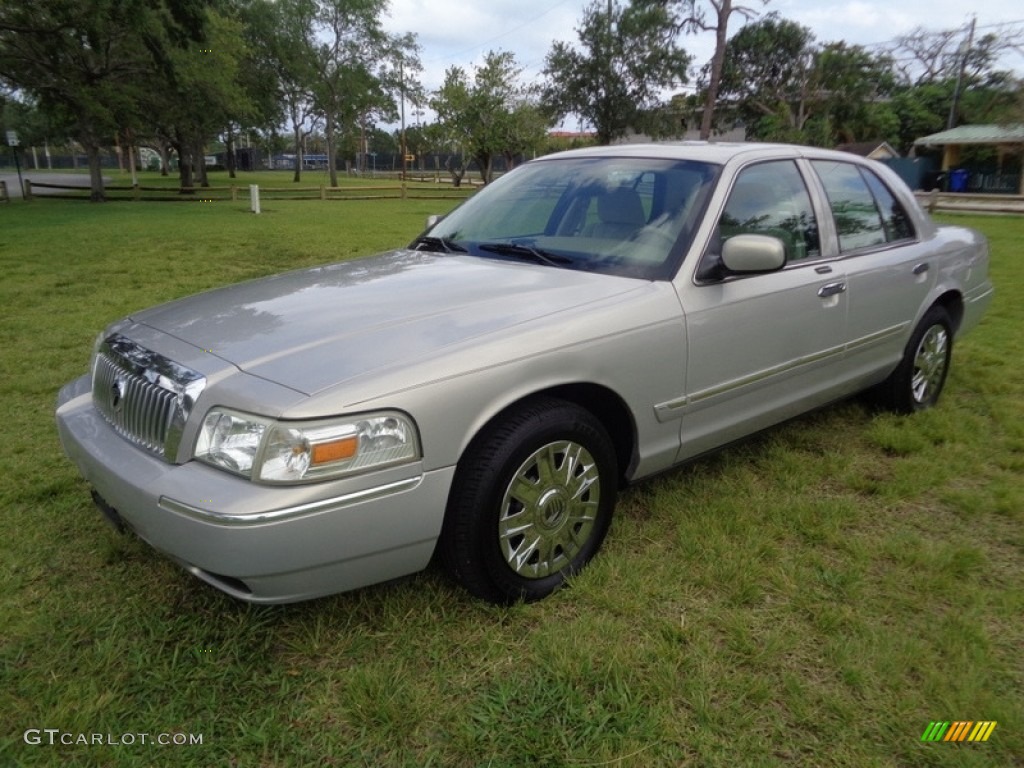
xmin=538 ymin=141 xmax=869 ymax=167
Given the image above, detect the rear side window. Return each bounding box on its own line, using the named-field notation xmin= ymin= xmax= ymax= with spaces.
xmin=811 ymin=161 xmax=915 ymax=252
xmin=862 ymin=171 xmax=915 ymax=242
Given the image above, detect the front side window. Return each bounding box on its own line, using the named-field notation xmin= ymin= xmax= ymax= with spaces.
xmin=717 ymin=160 xmax=821 ymax=263
xmin=416 ymin=157 xmax=720 ymax=280
xmin=811 ymin=161 xmax=914 ymax=252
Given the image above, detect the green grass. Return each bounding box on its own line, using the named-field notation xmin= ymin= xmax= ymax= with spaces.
xmin=0 ymin=202 xmax=1021 ymax=767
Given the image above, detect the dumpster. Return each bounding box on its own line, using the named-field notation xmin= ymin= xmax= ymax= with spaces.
xmin=949 ymin=169 xmax=969 ymax=193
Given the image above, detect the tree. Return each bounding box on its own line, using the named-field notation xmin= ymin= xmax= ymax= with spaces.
xmin=811 ymin=42 xmax=897 ymax=144
xmin=152 ymin=9 xmax=253 ymax=190
xmin=243 ymin=0 xmax=318 ymax=181
xmin=431 ymin=51 xmax=547 ymax=184
xmin=887 ymin=24 xmax=1024 ymax=88
xmin=659 ymin=0 xmax=769 ymax=139
xmin=227 ymin=0 xmax=289 ymax=179
xmin=0 ymin=0 xmax=206 ymax=200
xmin=306 ymin=0 xmax=413 ymax=187
xmin=884 ymin=22 xmax=1024 ymax=151
xmin=713 ymin=14 xmax=816 ymax=140
xmin=542 ymin=0 xmax=690 ymax=145
xmin=1 ymin=94 xmax=69 ymax=168
xmin=710 ymin=14 xmax=896 ymax=146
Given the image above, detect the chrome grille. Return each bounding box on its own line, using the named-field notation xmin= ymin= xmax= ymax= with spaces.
xmin=91 ymin=335 xmax=206 ymax=461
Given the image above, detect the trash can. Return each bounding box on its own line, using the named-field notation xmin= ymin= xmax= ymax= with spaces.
xmin=949 ymin=169 xmax=969 ymax=193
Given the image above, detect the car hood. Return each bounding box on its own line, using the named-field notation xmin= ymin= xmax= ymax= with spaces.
xmin=132 ymin=250 xmax=646 ymax=395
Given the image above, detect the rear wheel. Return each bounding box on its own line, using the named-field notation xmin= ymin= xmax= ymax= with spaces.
xmin=440 ymin=397 xmax=618 ymax=604
xmin=876 ymin=305 xmax=953 ymax=414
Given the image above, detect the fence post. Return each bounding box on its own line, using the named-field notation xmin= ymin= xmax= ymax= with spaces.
xmin=250 ymin=184 xmax=261 ymax=214
xmin=231 ymin=185 xmax=238 ymax=202
xmin=320 ymin=185 xmax=326 ymax=201
xmin=401 ymin=181 xmax=406 ymax=200
xmin=0 ymin=180 xmax=7 ymax=203
xmin=23 ymin=179 xmax=33 ymax=201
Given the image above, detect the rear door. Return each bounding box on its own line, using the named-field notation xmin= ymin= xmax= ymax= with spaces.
xmin=808 ymin=160 xmax=935 ymax=383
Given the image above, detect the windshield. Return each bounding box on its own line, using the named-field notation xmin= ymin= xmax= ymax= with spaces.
xmin=413 ymin=156 xmax=720 ymax=280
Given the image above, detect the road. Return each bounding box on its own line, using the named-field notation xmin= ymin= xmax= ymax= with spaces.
xmin=0 ymin=171 xmax=109 ymax=199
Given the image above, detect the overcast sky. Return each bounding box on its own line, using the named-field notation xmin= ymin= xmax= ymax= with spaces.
xmin=385 ymin=0 xmax=1024 ymax=125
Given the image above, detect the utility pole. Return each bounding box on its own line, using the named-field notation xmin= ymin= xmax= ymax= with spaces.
xmin=947 ymin=15 xmax=976 ymax=130
xmin=400 ymin=57 xmax=407 ymax=181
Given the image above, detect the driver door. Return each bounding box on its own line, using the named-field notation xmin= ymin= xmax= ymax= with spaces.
xmin=672 ymin=159 xmax=850 ymax=460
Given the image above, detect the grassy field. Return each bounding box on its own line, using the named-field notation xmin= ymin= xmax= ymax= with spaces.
xmin=0 ymin=198 xmax=1021 ymax=767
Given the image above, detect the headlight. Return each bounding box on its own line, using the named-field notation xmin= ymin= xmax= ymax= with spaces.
xmin=194 ymin=409 xmax=271 ymax=476
xmin=194 ymin=408 xmax=420 ymax=484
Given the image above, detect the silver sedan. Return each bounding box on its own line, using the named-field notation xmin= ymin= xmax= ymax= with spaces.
xmin=56 ymin=143 xmax=993 ymax=604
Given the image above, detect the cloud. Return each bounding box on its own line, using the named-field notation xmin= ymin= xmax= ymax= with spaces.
xmin=387 ymin=0 xmax=582 ymax=90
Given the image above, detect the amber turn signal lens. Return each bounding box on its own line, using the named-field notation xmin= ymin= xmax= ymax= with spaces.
xmin=311 ymin=437 xmax=358 ymax=465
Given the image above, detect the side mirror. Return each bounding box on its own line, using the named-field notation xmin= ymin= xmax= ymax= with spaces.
xmin=425 ymin=214 xmax=444 ymax=229
xmin=721 ymin=234 xmax=786 ymax=273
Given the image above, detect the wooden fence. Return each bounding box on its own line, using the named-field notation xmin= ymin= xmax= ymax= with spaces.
xmin=915 ymin=190 xmax=1024 ymax=215
xmin=19 ymin=179 xmax=479 ymax=203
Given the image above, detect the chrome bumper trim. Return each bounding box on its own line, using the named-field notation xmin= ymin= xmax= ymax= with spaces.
xmin=158 ymin=476 xmax=423 ymax=526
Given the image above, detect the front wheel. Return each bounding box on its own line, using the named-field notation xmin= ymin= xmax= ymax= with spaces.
xmin=439 ymin=397 xmax=618 ymax=604
xmin=875 ymin=305 xmax=954 ymax=414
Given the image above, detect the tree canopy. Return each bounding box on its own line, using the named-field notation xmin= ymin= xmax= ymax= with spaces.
xmin=542 ymin=0 xmax=691 ymax=145
xmin=2 ymin=0 xmax=1022 ymax=199
xmin=431 ymin=51 xmax=546 ymax=184
xmin=0 ymin=0 xmax=209 ymax=198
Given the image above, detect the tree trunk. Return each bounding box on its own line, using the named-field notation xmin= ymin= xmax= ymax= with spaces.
xmin=225 ymin=125 xmax=237 ymax=179
xmin=477 ymin=153 xmax=494 ymax=184
xmin=176 ymin=135 xmax=194 ymax=191
xmin=292 ymin=116 xmax=303 ymax=183
xmin=700 ymin=2 xmax=732 ymax=140
xmin=195 ymin=139 xmax=209 ymax=187
xmin=446 ymin=156 xmax=465 ymax=187
xmin=326 ymin=116 xmax=338 ymax=188
xmin=85 ymin=142 xmax=106 ymax=203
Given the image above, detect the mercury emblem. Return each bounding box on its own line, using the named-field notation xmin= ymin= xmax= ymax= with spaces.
xmin=111 ymin=377 xmax=127 ymax=412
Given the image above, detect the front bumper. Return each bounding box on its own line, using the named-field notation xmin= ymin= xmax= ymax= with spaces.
xmin=55 ymin=375 xmax=454 ymax=603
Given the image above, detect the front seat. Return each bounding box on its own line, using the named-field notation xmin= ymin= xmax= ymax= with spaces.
xmin=586 ymin=187 xmax=646 ymax=239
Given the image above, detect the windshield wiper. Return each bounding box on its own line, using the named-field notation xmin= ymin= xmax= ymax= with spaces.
xmin=477 ymin=242 xmax=574 ymax=268
xmin=410 ymin=235 xmax=467 ymax=253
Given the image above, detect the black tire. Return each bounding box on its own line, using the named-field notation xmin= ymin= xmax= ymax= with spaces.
xmin=875 ymin=305 xmax=954 ymax=414
xmin=439 ymin=397 xmax=618 ymax=604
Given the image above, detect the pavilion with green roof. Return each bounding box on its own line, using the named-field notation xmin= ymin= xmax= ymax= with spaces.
xmin=914 ymin=125 xmax=1024 ymax=194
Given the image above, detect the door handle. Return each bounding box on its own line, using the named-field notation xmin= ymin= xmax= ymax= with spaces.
xmin=817 ymin=281 xmax=847 ymax=298
xmin=913 ymin=262 xmax=930 ymax=275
